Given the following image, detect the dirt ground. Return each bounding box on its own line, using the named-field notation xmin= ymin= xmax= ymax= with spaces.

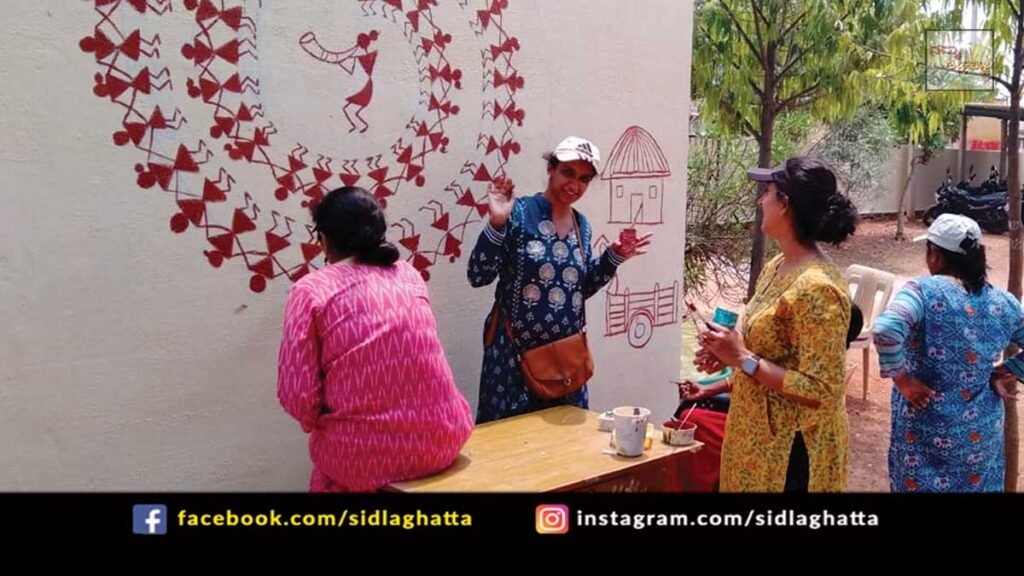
xmin=692 ymin=216 xmax=1023 ymax=491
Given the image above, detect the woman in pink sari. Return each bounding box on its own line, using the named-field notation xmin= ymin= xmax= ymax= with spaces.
xmin=277 ymin=186 xmax=473 ymax=492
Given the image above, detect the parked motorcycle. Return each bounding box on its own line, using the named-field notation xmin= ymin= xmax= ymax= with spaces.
xmin=921 ymin=165 xmax=1009 ymax=234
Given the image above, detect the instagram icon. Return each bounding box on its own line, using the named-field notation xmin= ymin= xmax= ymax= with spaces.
xmin=535 ymin=504 xmax=570 ymax=534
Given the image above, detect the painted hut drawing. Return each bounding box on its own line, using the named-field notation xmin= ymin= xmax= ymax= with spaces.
xmin=602 ymin=126 xmax=671 ymax=226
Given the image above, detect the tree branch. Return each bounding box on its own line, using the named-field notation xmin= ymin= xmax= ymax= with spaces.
xmin=780 ymin=8 xmax=809 ymax=43
xmin=838 ymin=2 xmax=861 ymax=25
xmin=750 ymin=0 xmax=769 ymax=28
xmin=931 ymin=66 xmax=1013 ymax=91
xmin=849 ymin=39 xmax=891 ymax=59
xmin=747 ymin=78 xmax=766 ymax=99
xmin=699 ymin=25 xmax=765 ymax=98
xmin=778 ymin=82 xmax=820 ymax=113
xmin=1009 ymin=0 xmax=1020 ymax=21
xmin=778 ymin=8 xmax=809 ymax=77
xmin=751 ymin=0 xmax=768 ymax=56
xmin=720 ymin=0 xmax=765 ymax=68
xmin=719 ymin=95 xmax=762 ymax=140
xmin=778 ymin=0 xmax=790 ymax=37
xmin=780 ymin=96 xmax=819 ymax=114
xmin=778 ymin=45 xmax=805 ymax=79
xmin=779 ymin=4 xmax=860 ymax=81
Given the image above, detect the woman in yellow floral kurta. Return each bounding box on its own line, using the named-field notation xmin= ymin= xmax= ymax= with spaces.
xmin=697 ymin=157 xmax=857 ymax=492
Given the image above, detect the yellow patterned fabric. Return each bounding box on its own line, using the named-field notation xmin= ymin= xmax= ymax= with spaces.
xmin=720 ymin=254 xmax=852 ymax=492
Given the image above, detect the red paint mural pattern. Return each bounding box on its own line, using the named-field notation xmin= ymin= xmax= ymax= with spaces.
xmin=80 ymin=0 xmax=524 ymax=292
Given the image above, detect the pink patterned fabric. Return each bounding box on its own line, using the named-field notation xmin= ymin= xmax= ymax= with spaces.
xmin=277 ymin=260 xmax=473 ymax=492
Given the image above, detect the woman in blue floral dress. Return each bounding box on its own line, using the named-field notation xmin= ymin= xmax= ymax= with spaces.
xmin=467 ymin=136 xmax=651 ymax=423
xmin=873 ymin=214 xmax=1023 ymax=492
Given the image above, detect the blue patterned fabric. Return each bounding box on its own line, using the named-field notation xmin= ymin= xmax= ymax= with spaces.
xmin=467 ymin=193 xmax=624 ymax=423
xmin=873 ymin=276 xmax=1024 ymax=492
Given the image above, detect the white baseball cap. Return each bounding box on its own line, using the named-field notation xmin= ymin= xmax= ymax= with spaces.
xmin=913 ymin=213 xmax=982 ymax=254
xmin=553 ymin=136 xmax=600 ymax=168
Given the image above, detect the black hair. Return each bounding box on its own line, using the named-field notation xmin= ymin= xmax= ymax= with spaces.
xmin=776 ymin=156 xmax=858 ymax=246
xmin=929 ymin=238 xmax=988 ymax=294
xmin=311 ymin=186 xmax=400 ymax=266
xmin=846 ymin=303 xmax=864 ymax=348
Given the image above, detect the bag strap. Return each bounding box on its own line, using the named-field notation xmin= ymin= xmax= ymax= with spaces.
xmin=484 ymin=294 xmax=523 ymax=359
xmin=484 ymin=300 xmax=500 ymax=347
xmin=570 ymin=209 xmax=585 ymax=273
xmin=485 ymin=200 xmax=520 ymax=350
xmin=502 ymin=315 xmax=521 ymax=359
xmin=570 ymin=209 xmax=587 ymax=332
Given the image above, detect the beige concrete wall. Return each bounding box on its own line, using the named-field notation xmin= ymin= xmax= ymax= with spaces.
xmin=0 ymin=0 xmax=695 ymax=489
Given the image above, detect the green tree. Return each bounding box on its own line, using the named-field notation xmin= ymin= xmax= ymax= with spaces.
xmin=952 ymin=0 xmax=1024 ymax=492
xmin=693 ymin=0 xmax=925 ymax=298
xmin=872 ymin=9 xmax=985 ymax=240
xmin=807 ymin=104 xmax=900 ymax=209
xmin=685 ymin=111 xmax=814 ymax=303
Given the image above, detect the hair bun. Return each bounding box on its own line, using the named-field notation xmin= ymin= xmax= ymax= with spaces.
xmin=816 ymin=194 xmax=858 ymax=245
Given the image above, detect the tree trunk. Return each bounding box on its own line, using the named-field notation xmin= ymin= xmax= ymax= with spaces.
xmin=746 ymin=107 xmax=775 ymax=300
xmin=1004 ymin=10 xmax=1023 ymax=494
xmin=895 ymin=143 xmax=918 ymax=241
xmin=747 ymin=40 xmax=779 ymax=301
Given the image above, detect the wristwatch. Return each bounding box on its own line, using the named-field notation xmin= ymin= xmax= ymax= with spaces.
xmin=740 ymin=354 xmax=762 ymax=377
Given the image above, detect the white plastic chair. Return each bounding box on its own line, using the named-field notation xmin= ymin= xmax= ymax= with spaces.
xmin=845 ymin=265 xmax=896 ymax=400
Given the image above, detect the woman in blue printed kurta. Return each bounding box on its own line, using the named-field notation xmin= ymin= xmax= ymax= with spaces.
xmin=467 ymin=136 xmax=650 ymax=423
xmin=873 ymin=214 xmax=1024 ymax=492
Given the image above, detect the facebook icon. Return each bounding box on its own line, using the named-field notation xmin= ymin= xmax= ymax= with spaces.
xmin=133 ymin=504 xmax=168 ymax=535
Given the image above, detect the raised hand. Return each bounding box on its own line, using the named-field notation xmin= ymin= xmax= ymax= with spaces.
xmin=487 ymin=177 xmax=516 ymax=228
xmin=611 ymin=230 xmax=652 ymax=260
